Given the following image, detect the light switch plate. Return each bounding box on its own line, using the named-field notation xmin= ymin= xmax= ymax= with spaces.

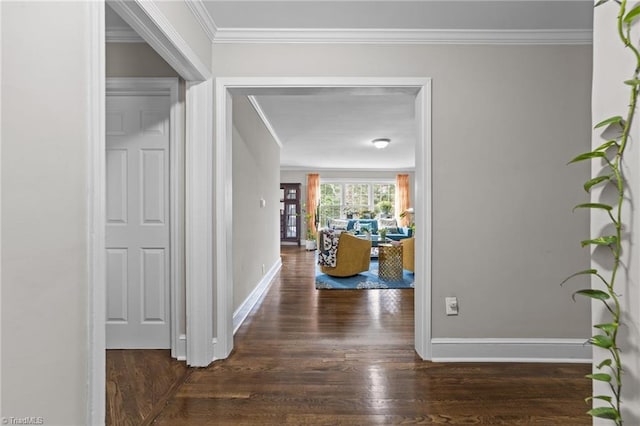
xmin=445 ymin=297 xmax=458 ymax=315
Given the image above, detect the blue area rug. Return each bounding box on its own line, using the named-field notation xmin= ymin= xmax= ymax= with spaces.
xmin=316 ymin=259 xmax=414 ymax=290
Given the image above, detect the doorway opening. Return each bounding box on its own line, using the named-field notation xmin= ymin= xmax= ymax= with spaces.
xmin=214 ymin=79 xmax=433 ymax=360
xmin=105 ymin=77 xmax=184 ymax=355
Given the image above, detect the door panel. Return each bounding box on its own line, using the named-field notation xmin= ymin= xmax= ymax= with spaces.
xmin=106 ymin=94 xmax=171 ymax=349
xmin=106 ymin=248 xmax=128 ymax=322
xmin=106 ymin=149 xmax=128 ymax=223
xmin=141 ymin=149 xmax=166 ymax=224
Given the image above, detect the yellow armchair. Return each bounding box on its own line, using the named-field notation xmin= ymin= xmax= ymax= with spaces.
xmin=401 ymin=237 xmax=415 ymax=272
xmin=319 ymin=232 xmax=372 ymax=277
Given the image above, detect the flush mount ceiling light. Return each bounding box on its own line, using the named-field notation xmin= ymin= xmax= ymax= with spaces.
xmin=372 ymin=138 xmax=390 ymax=149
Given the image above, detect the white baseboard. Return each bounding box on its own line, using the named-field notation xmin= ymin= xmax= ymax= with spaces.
xmin=175 ymin=334 xmax=187 ymax=361
xmin=233 ymin=258 xmax=282 ymax=335
xmin=430 ymin=338 xmax=592 ymax=363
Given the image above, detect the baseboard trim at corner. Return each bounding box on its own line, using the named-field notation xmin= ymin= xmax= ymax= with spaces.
xmin=430 ymin=338 xmax=592 ymax=363
xmin=175 ymin=334 xmax=187 ymax=361
xmin=233 ymin=258 xmax=282 ymax=335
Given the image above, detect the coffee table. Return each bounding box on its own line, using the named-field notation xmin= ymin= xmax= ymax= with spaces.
xmin=378 ymin=243 xmax=403 ymax=281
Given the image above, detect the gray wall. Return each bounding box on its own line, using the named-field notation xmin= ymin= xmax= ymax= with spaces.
xmin=232 ymin=96 xmax=281 ymax=311
xmin=1 ymin=2 xmax=92 ymax=423
xmin=214 ymin=43 xmax=593 ymax=339
xmin=107 ymin=43 xmax=179 ymax=77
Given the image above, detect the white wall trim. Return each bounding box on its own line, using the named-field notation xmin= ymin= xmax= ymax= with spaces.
xmin=185 ymin=79 xmax=215 ymax=366
xmin=185 ymin=0 xmax=218 ymax=43
xmin=212 ymin=28 xmax=592 ymax=45
xmin=215 ymin=77 xmax=433 ymax=361
xmin=247 ymin=96 xmax=284 ymax=149
xmin=431 ymin=338 xmax=592 ymax=363
xmin=105 ymin=27 xmax=144 ymax=43
xmin=105 ymin=77 xmax=185 ymax=361
xmin=213 ymin=83 xmax=235 ymax=361
xmin=176 ymin=334 xmax=187 ymax=361
xmin=88 ymin=2 xmax=106 ymax=425
xmin=169 ymin=81 xmax=186 ymax=362
xmin=413 ymin=81 xmax=432 ymax=360
xmin=233 ymin=258 xmax=282 ymax=335
xmin=107 ymin=0 xmax=211 ymax=81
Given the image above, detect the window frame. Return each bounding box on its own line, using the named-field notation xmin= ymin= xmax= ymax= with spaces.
xmin=319 ymin=178 xmax=396 ymax=224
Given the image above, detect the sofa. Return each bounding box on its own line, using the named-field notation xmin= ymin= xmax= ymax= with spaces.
xmin=326 ymin=218 xmax=413 ymax=241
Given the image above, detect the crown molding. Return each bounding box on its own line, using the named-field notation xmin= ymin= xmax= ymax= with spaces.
xmin=247 ymin=96 xmax=283 ymax=148
xmin=106 ymin=27 xmax=144 ymax=43
xmin=185 ymin=0 xmax=217 ymax=42
xmin=213 ymin=28 xmax=592 ymax=45
xmin=108 ymin=0 xmax=211 ymax=80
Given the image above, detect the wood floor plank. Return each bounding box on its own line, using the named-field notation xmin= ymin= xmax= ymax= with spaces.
xmin=106 ymin=349 xmax=189 ymax=426
xmin=110 ymin=246 xmax=592 ymax=425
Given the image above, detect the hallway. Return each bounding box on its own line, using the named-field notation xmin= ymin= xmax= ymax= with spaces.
xmin=108 ymin=246 xmax=590 ymax=425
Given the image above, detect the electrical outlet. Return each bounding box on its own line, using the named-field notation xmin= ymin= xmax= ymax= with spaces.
xmin=445 ymin=297 xmax=458 ymax=316
xmin=261 ymin=264 xmax=266 ymax=275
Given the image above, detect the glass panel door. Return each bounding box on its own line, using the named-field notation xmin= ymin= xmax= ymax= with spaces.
xmin=286 ymin=204 xmax=297 ymax=238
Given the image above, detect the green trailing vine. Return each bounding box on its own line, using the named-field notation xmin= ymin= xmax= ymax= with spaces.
xmin=564 ymin=1 xmax=640 ymax=424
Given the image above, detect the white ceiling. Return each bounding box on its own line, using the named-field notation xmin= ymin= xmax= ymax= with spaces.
xmin=252 ymin=91 xmax=417 ymax=170
xmin=106 ymin=1 xmax=594 ymax=171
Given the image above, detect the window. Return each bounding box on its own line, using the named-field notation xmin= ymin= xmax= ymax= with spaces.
xmin=319 ymin=181 xmax=396 ymax=226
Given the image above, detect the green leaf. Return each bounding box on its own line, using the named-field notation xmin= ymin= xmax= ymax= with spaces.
xmin=624 ymin=78 xmax=640 ymax=86
xmin=587 ymin=406 xmax=619 ymax=420
xmin=594 ymin=140 xmax=619 ymax=151
xmin=581 ymin=236 xmax=618 ymax=247
xmin=589 ymin=335 xmax=614 ymax=349
xmin=585 ymin=395 xmax=613 ymax=404
xmin=594 ymin=323 xmax=618 ymax=336
xmin=561 ymin=269 xmax=599 ymax=286
xmin=586 ymin=372 xmax=612 ymax=382
xmin=596 ymin=358 xmax=613 ymax=369
xmin=624 ymin=4 xmax=640 ymax=24
xmin=594 ymin=116 xmax=623 ymax=129
xmin=572 ymin=289 xmax=610 ymax=302
xmin=595 ymin=0 xmax=609 ymax=6
xmin=573 ymin=203 xmax=613 ymax=212
xmin=568 ymin=151 xmax=607 ymax=165
xmin=584 ymin=175 xmax=611 ymax=193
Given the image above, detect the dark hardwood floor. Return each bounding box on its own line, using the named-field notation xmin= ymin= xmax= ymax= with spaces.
xmin=106 ymin=349 xmax=190 ymax=426
xmin=108 ymin=246 xmax=591 ymax=425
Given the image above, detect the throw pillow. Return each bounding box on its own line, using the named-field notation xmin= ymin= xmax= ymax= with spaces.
xmin=378 ymin=218 xmax=398 ymax=229
xmin=329 ymin=219 xmax=349 ymax=230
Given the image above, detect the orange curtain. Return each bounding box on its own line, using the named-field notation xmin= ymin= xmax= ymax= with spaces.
xmin=396 ymin=174 xmax=410 ymax=227
xmin=307 ymin=173 xmax=320 ymax=235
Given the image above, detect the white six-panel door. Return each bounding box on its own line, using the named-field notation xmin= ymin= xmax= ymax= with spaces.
xmin=106 ymin=94 xmax=171 ymax=348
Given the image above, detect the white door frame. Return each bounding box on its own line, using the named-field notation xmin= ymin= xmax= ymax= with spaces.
xmin=213 ymin=77 xmax=433 ymax=360
xmin=90 ymin=1 xmax=214 ymax=424
xmin=106 ymin=77 xmax=184 ymax=357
